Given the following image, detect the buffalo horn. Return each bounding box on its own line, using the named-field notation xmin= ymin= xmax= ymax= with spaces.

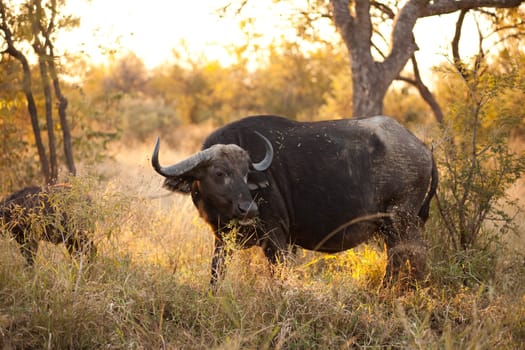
xmin=152 ymin=137 xmax=217 ymax=177
xmin=251 ymin=131 xmax=274 ymax=171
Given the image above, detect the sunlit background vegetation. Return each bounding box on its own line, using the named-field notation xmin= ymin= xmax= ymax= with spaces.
xmin=1 ymin=0 xmax=525 ymax=348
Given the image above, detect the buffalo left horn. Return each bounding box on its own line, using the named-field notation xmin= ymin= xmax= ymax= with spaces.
xmin=152 ymin=138 xmax=219 ymax=177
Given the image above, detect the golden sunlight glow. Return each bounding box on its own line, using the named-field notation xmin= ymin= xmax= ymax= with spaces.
xmin=59 ymin=0 xmax=295 ymax=68
xmin=57 ymin=1 xmax=482 ymax=73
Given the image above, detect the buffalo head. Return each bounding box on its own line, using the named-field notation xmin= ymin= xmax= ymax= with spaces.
xmin=152 ymin=131 xmax=273 ymax=229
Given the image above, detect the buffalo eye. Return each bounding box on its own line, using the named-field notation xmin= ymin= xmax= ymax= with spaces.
xmin=215 ymin=170 xmax=225 ymax=178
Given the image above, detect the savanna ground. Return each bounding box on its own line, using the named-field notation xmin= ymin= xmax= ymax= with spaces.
xmin=1 ymin=128 xmax=524 ymax=349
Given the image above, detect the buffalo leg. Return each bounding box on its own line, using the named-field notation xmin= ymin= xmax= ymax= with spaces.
xmin=262 ymin=241 xmax=281 ymax=265
xmin=84 ymin=238 xmax=97 ymax=262
xmin=14 ymin=232 xmax=38 ymax=265
xmin=260 ymin=233 xmax=289 ymax=276
xmin=65 ymin=233 xmax=81 ymax=257
xmin=65 ymin=232 xmax=97 ymax=262
xmin=210 ymin=238 xmax=228 ymax=288
xmin=383 ymin=209 xmax=427 ymax=285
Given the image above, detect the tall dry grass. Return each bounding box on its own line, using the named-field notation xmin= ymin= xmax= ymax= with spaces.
xmin=1 ymin=134 xmax=524 ymax=349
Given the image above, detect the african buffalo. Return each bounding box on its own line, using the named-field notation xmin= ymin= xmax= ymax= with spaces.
xmin=0 ymin=184 xmax=96 ymax=265
xmin=152 ymin=115 xmax=438 ymax=286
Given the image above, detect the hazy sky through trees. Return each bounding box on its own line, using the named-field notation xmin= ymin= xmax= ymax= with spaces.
xmin=59 ymin=0 xmax=483 ymax=75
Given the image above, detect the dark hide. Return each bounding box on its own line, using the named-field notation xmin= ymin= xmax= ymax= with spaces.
xmin=0 ymin=185 xmax=96 ymax=265
xmin=152 ymin=115 xmax=438 ymax=286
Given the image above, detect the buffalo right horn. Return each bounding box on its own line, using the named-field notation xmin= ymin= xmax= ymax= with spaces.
xmin=251 ymin=131 xmax=274 ymax=171
xmin=152 ymin=137 xmax=218 ymax=177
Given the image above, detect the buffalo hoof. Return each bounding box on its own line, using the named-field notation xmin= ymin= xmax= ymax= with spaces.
xmin=384 ymin=241 xmax=427 ymax=289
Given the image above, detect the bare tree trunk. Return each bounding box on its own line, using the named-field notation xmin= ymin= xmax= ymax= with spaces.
xmin=0 ymin=1 xmax=51 ymax=183
xmin=330 ymin=0 xmax=522 ymax=117
xmin=48 ymin=52 xmax=76 ymax=176
xmin=34 ymin=0 xmax=76 ymax=178
xmin=331 ymin=0 xmax=424 ymax=117
xmin=42 ymin=0 xmax=76 ymax=176
xmin=31 ymin=1 xmax=58 ymax=184
xmin=37 ymin=54 xmax=58 ymax=183
xmin=351 ymin=66 xmax=388 ymax=117
xmin=14 ymin=51 xmax=51 ymax=183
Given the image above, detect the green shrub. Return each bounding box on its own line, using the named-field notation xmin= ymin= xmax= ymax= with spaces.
xmin=432 ymin=60 xmax=525 ymax=253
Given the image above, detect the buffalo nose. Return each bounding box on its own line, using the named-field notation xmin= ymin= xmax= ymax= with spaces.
xmin=238 ymin=201 xmax=258 ymax=218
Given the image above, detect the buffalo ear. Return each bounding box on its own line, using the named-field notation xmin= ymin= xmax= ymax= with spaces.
xmin=247 ymin=171 xmax=269 ymax=191
xmin=163 ymin=177 xmax=193 ymax=194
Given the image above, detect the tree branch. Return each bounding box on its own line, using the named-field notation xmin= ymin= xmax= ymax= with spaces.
xmin=371 ymin=1 xmax=396 ymax=19
xmin=355 ymin=0 xmax=373 ymax=43
xmin=452 ymin=9 xmax=470 ymax=80
xmin=330 ymin=0 xmax=355 ymax=46
xmin=422 ymin=0 xmax=524 ymax=17
xmin=0 ymin=0 xmax=51 ymax=183
xmin=382 ymin=0 xmax=428 ymax=85
xmin=473 ymin=16 xmax=485 ymax=77
xmin=397 ymin=55 xmax=445 ymax=124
